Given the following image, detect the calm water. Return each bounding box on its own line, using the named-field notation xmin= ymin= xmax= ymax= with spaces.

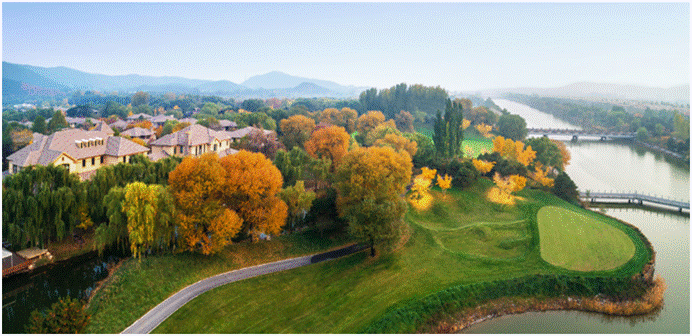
xmin=2 ymin=250 xmax=123 ymax=333
xmin=462 ymin=99 xmax=690 ymax=333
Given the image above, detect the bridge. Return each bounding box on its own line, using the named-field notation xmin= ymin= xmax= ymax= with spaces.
xmin=579 ymin=191 xmax=689 ymax=212
xmin=527 ymin=128 xmax=636 ymax=141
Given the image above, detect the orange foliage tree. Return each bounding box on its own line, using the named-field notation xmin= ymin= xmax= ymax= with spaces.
xmin=319 ymin=107 xmax=358 ymax=133
xmin=551 ymin=139 xmax=571 ymax=168
xmin=126 ymin=120 xmax=153 ymax=130
xmin=219 ymin=150 xmax=288 ymax=239
xmin=492 ymin=135 xmax=536 ymax=166
xmin=472 ymin=159 xmax=495 ymax=174
xmin=280 ymin=115 xmax=316 ymax=150
xmin=336 ymin=146 xmax=412 ymax=256
xmin=172 ymin=122 xmax=191 ymax=133
xmin=304 ymin=125 xmax=351 ymax=171
xmin=168 ymin=153 xmax=243 ymax=254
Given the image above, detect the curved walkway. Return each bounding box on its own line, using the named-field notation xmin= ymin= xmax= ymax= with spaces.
xmin=121 ymin=244 xmax=367 ymax=334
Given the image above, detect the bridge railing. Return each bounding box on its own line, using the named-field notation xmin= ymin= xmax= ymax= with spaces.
xmin=579 ymin=190 xmax=690 ymax=209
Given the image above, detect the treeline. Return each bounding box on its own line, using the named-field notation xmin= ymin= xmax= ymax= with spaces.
xmin=505 ymin=93 xmax=690 ymax=158
xmin=2 ymin=156 xmax=182 ymax=250
xmin=359 ymin=83 xmax=449 ymax=120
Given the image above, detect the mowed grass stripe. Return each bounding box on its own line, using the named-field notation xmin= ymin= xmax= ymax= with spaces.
xmin=537 ymin=205 xmax=635 ymax=272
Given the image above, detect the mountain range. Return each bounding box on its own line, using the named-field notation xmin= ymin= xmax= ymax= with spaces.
xmin=3 ymin=61 xmax=689 ymax=105
xmin=2 ymin=62 xmax=368 ymax=103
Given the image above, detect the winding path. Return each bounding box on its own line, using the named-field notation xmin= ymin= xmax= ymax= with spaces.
xmin=121 ymin=244 xmax=367 ymax=334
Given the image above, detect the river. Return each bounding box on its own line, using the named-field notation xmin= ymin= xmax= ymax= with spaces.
xmin=461 ymin=99 xmax=690 ymax=333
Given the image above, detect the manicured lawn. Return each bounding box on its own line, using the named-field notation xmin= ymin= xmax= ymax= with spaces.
xmin=148 ymin=181 xmax=651 ymax=333
xmin=537 ymin=205 xmax=636 ymax=272
xmin=85 ymin=229 xmax=351 ymax=333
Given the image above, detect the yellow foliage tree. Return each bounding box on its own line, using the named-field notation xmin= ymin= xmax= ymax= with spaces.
xmin=472 ymin=159 xmax=495 ymax=174
xmin=487 ymin=173 xmax=515 ymax=205
xmin=355 ymin=110 xmax=385 ymax=143
xmin=219 ymin=150 xmax=288 ymax=238
xmin=462 ymin=119 xmax=471 ymax=130
xmin=335 ymin=146 xmax=413 ymax=256
xmin=280 ymin=115 xmax=316 ymax=149
xmin=375 ymin=133 xmax=418 ymax=158
xmin=492 ymin=136 xmax=536 ymax=166
xmin=531 ymin=163 xmax=555 ymax=188
xmin=475 ymin=123 xmax=493 ymax=138
xmin=436 ymin=174 xmax=453 ymax=194
xmin=172 ymin=122 xmax=191 ymax=133
xmin=509 ymin=175 xmax=527 ymax=192
xmin=420 ymin=167 xmax=437 ymax=180
xmin=304 ymin=125 xmax=351 ymax=171
xmin=319 ymin=107 xmax=358 ymax=133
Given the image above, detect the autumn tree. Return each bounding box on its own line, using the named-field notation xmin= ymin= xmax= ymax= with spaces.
xmin=319 ymin=107 xmax=358 ymax=133
xmin=436 ymin=174 xmax=453 ymax=194
xmin=394 ymin=110 xmax=415 ymax=133
xmin=171 ymin=122 xmax=192 ymax=133
xmin=126 ymin=119 xmax=153 ymax=130
xmin=335 ymin=146 xmax=413 ymax=256
xmin=121 ymin=182 xmax=175 ymax=259
xmin=168 ymin=153 xmax=243 ymax=254
xmin=280 ymin=115 xmax=316 ymax=149
xmin=492 ymin=136 xmax=536 ymax=167
xmin=475 ymin=123 xmax=492 ymax=138
xmin=375 ymin=133 xmax=418 ymax=158
xmin=219 ymin=150 xmax=288 ymax=239
xmin=304 ymin=125 xmax=350 ymax=171
xmin=278 ymin=181 xmax=316 ymax=232
xmin=472 ymin=159 xmax=495 ymax=175
xmin=238 ymin=128 xmax=285 ymax=160
xmin=403 ymin=132 xmax=435 ymax=167
xmin=355 ymin=110 xmax=385 ymax=144
xmin=525 ymin=137 xmax=568 ymax=170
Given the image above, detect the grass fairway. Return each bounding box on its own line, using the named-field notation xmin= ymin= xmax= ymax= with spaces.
xmin=146 ymin=182 xmax=651 ymax=334
xmin=537 ymin=205 xmax=636 ymax=272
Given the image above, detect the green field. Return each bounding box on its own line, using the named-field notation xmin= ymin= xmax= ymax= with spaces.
xmin=537 ymin=205 xmax=636 ymax=271
xmin=140 ymin=182 xmax=651 ymax=333
xmin=414 ymin=121 xmax=493 ymax=158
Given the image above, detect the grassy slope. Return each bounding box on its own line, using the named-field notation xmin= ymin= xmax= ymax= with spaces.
xmin=538 ymin=205 xmax=636 ymax=272
xmin=85 ymin=230 xmax=351 ymax=333
xmin=152 ymin=180 xmax=651 ymax=333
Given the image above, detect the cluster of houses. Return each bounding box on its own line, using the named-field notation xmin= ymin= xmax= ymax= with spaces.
xmin=6 ymin=113 xmax=276 ymax=181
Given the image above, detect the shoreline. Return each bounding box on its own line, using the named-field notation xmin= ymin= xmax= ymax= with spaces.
xmin=424 ymin=276 xmax=666 ymax=333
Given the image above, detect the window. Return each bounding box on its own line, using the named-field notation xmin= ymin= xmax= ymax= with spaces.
xmin=82 ymin=160 xmax=86 ymax=167
xmin=123 ymin=156 xmax=126 ymax=163
xmin=173 ymin=147 xmax=177 ymax=155
xmin=214 ymin=144 xmax=217 ymax=151
xmin=100 ymin=156 xmax=103 ymax=164
xmin=92 ymin=157 xmax=95 ymax=165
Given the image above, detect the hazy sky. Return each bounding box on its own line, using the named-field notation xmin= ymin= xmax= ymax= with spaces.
xmin=3 ymin=2 xmax=689 ymax=92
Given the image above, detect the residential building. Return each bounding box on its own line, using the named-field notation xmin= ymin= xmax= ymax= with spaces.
xmin=149 ymin=124 xmax=234 ymax=161
xmin=108 ymin=119 xmax=129 ymax=131
xmin=120 ymin=127 xmax=155 ymax=141
xmin=126 ymin=113 xmax=153 ymax=122
xmin=227 ymin=126 xmax=276 ymax=143
xmin=6 ymin=129 xmax=149 ymax=181
xmin=91 ymin=121 xmax=115 ymax=135
xmin=218 ymin=119 xmax=238 ymax=131
xmin=150 ymin=114 xmax=176 ymax=128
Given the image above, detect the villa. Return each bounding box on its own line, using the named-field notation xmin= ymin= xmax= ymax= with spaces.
xmin=6 ymin=129 xmax=149 ymax=180
xmin=148 ymin=124 xmax=236 ymax=161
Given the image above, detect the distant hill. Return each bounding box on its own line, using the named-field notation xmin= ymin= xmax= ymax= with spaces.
xmin=480 ymin=82 xmax=689 ymax=104
xmin=242 ymin=71 xmax=366 ymax=96
xmin=2 ymin=62 xmax=366 ymax=100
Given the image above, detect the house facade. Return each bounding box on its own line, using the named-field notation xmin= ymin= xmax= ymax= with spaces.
xmin=6 ymin=129 xmax=150 ymax=180
xmin=149 ymin=124 xmax=234 ymax=161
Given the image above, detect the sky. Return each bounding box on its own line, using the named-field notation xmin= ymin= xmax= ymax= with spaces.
xmin=2 ymin=2 xmax=689 ymax=92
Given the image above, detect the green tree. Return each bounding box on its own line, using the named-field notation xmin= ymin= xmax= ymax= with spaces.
xmin=26 ymin=297 xmax=90 ymax=333
xmin=279 ymin=181 xmax=316 ymax=232
xmin=95 ymin=186 xmax=128 ymax=255
xmin=673 ymin=112 xmax=690 ymax=141
xmin=201 ymin=102 xmax=220 ymax=115
xmin=525 ymin=137 xmax=564 ymax=170
xmin=335 ymin=146 xmax=412 ymax=256
xmin=197 ymin=116 xmax=220 ymax=130
xmin=131 ymin=91 xmax=150 ymax=107
xmin=122 ymin=182 xmax=160 ymax=260
xmin=654 ymin=123 xmax=666 ymax=137
xmin=47 ymin=110 xmax=69 ymax=133
xmin=403 ymin=132 xmax=435 ymax=167
xmin=636 ymin=126 xmax=649 ymax=142
xmin=103 ymin=101 xmax=128 ymax=120
xmin=553 ymin=171 xmax=579 ymax=204
xmin=32 ymin=115 xmax=47 ymax=134
xmin=497 ymin=114 xmax=528 ymax=141
xmin=241 ymin=99 xmax=266 ymax=112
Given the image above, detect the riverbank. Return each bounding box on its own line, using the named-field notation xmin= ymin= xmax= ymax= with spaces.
xmin=424 ymin=276 xmax=666 ymax=333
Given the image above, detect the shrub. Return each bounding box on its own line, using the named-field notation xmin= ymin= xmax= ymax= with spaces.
xmin=26 ymin=297 xmax=90 ymax=333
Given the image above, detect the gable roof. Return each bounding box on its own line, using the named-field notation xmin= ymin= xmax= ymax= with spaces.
xmin=227 ymin=126 xmax=275 ymax=139
xmin=121 ymin=127 xmax=154 ymax=137
xmin=218 ymin=120 xmax=237 ymax=128
xmin=91 ymin=122 xmax=115 ymax=135
xmin=150 ymin=115 xmax=176 ymax=124
xmin=7 ymin=129 xmax=149 ymax=167
xmin=150 ymin=124 xmax=230 ymax=147
xmin=108 ymin=120 xmax=129 ymax=130
xmin=127 ymin=113 xmax=153 ymax=120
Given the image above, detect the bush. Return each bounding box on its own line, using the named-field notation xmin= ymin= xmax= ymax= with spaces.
xmin=552 ymin=171 xmax=579 ymax=204
xmin=26 ymin=297 xmax=90 ymax=333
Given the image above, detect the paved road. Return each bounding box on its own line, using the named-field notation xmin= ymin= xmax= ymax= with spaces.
xmin=121 ymin=244 xmax=367 ymax=334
